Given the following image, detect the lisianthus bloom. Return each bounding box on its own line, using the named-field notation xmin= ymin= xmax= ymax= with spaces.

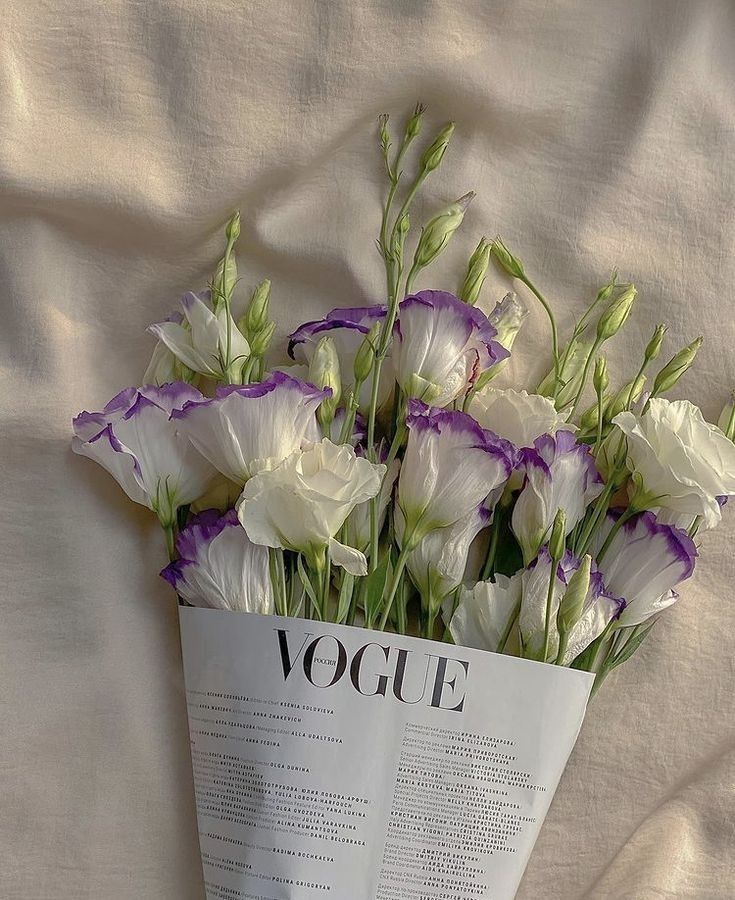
xmin=288 ymin=305 xmax=388 ymax=408
xmin=392 ymin=291 xmax=509 ymax=407
xmin=149 ymin=290 xmax=250 ymax=381
xmin=72 ymin=383 xmax=216 ymax=526
xmin=171 ymin=372 xmax=328 ymax=485
xmin=450 ymin=549 xmax=622 ymax=664
xmin=237 ymin=439 xmax=385 ymax=575
xmin=470 ymin=387 xmax=571 ymax=449
xmin=613 ymin=398 xmax=735 ymax=529
xmin=512 ymin=431 xmax=604 ymax=563
xmin=160 ymin=509 xmax=273 ymax=614
xmin=396 ymin=504 xmax=490 ymax=608
xmin=397 ymin=400 xmax=515 ymax=544
xmin=591 ymin=510 xmax=697 ymax=627
xmin=342 ymin=457 xmax=400 ymax=553
xmin=488 ymin=292 xmax=529 ymax=355
xmin=143 ymin=309 xmax=196 ymax=385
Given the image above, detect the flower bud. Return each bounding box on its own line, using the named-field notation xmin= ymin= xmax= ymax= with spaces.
xmin=652 ymin=336 xmax=703 ymax=396
xmin=606 ymin=374 xmax=646 ymax=420
xmin=420 ymin=122 xmax=455 ymax=173
xmin=213 ymin=254 xmax=238 ymax=306
xmin=557 ymin=555 xmax=592 ymax=636
xmin=412 ymin=192 xmax=474 ymax=269
xmin=596 ymin=284 xmax=637 ymax=342
xmin=593 ymin=356 xmax=609 ymax=396
xmin=310 ymin=336 xmax=341 ymax=429
xmin=645 ymin=323 xmax=667 ymax=363
xmin=580 ymin=400 xmax=605 ymax=432
xmin=474 ymin=293 xmax=529 ymax=390
xmin=248 ymin=320 xmax=275 ymax=358
xmin=225 ymin=211 xmax=241 ymax=243
xmin=549 ymin=508 xmax=567 ymax=561
xmin=717 ymin=391 xmax=735 ymax=442
xmin=392 ymin=213 xmax=410 ymax=266
xmin=459 ymin=238 xmax=491 ymax=305
xmin=406 ymin=102 xmax=426 ymax=140
xmin=352 ymin=321 xmax=380 ymax=386
xmin=491 ymin=238 xmax=525 ymax=279
xmin=378 ymin=114 xmax=391 ymax=154
xmin=245 ymin=280 xmax=271 ymax=337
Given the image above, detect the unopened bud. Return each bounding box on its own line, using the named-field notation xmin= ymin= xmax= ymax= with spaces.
xmin=245 ymin=280 xmax=271 ymax=337
xmin=580 ymin=400 xmax=605 ymax=432
xmin=549 ymin=509 xmax=567 ymax=561
xmin=652 ymin=336 xmax=703 ymax=396
xmin=488 ymin=292 xmax=529 ymax=351
xmin=557 ymin=555 xmax=592 ymax=636
xmin=354 ymin=322 xmax=380 ymax=384
xmin=248 ymin=320 xmax=275 ymax=357
xmin=412 ymin=192 xmax=474 ymax=269
xmin=406 ymin=102 xmax=426 ymax=140
xmin=378 ymin=114 xmax=390 ymax=154
xmin=596 ymin=284 xmax=637 ymax=342
xmin=459 ymin=238 xmax=492 ymax=305
xmin=420 ymin=122 xmax=455 ymax=173
xmin=491 ymin=238 xmax=525 ymax=280
xmin=606 ymin=374 xmax=647 ymax=420
xmin=310 ymin=336 xmax=341 ymax=429
xmin=392 ymin=214 xmax=410 ymax=266
xmin=593 ymin=356 xmax=609 ymax=396
xmin=213 ymin=254 xmax=237 ymax=306
xmin=717 ymin=391 xmax=735 ymax=442
xmin=595 ymin=271 xmax=618 ymax=306
xmin=225 ymin=211 xmax=240 ymax=243
xmin=645 ymin=323 xmax=667 ymax=363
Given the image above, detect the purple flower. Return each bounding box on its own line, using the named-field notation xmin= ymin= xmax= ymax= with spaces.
xmin=72 ymin=383 xmax=217 ymax=526
xmin=392 ymin=291 xmax=509 ymax=407
xmin=512 ymin=430 xmax=604 ymax=564
xmin=397 ymin=400 xmax=515 ymax=541
xmin=161 ymin=509 xmax=273 ymax=613
xmin=591 ymin=510 xmax=698 ymax=627
xmin=171 ymin=372 xmax=328 ymax=485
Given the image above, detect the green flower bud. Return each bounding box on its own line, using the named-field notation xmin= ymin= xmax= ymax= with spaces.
xmin=557 ymin=555 xmax=592 ymax=636
xmin=606 ymin=374 xmax=647 ymax=420
xmin=310 ymin=336 xmax=341 ymax=429
xmin=405 ymin=102 xmax=426 ymax=140
xmin=354 ymin=322 xmax=381 ymax=384
xmin=596 ymin=283 xmax=637 ymax=342
xmin=549 ymin=508 xmax=567 ymax=561
xmin=645 ymin=323 xmax=667 ymax=362
xmin=652 ymin=336 xmax=703 ymax=396
xmin=593 ymin=356 xmax=609 ymax=396
xmin=595 ymin=270 xmax=618 ymax=306
xmin=420 ymin=122 xmax=455 ymax=173
xmin=391 ymin=213 xmax=410 ymax=267
xmin=225 ymin=211 xmax=240 ymax=243
xmin=717 ymin=391 xmax=735 ymax=442
xmin=245 ymin=279 xmax=271 ymax=337
xmin=459 ymin=237 xmax=491 ymax=305
xmin=248 ymin=320 xmax=275 ymax=358
xmin=491 ymin=238 xmax=525 ymax=280
xmin=412 ymin=192 xmax=474 ymax=269
xmin=378 ymin=114 xmax=390 ymax=152
xmin=580 ymin=399 xmax=606 ymax=432
xmin=212 ymin=253 xmax=238 ymax=307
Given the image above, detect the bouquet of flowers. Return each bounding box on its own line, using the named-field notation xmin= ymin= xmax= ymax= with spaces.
xmin=72 ymin=105 xmax=735 ymax=899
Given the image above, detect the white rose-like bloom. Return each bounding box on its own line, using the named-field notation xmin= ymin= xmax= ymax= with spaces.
xmin=449 ymin=574 xmax=522 ymax=654
xmin=237 ymin=439 xmax=385 ymax=575
xmin=614 ymin=398 xmax=735 ymax=529
xmin=470 ymin=387 xmax=571 ymax=448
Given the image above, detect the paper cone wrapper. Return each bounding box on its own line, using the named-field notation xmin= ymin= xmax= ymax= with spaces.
xmin=179 ymin=606 xmax=593 ymax=900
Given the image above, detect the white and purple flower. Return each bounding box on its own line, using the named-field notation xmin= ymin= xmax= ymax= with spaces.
xmin=512 ymin=431 xmax=604 ymax=563
xmin=161 ymin=509 xmax=273 ymax=613
xmin=171 ymin=372 xmax=328 ymax=485
xmin=397 ymin=400 xmax=515 ymax=542
xmin=72 ymin=383 xmax=217 ymax=526
xmin=392 ymin=291 xmax=509 ymax=407
xmin=591 ymin=510 xmax=697 ymax=627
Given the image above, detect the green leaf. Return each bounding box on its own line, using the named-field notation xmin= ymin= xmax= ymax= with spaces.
xmin=335 ymin=573 xmax=356 ymax=625
xmin=608 ymin=621 xmax=657 ymax=671
xmin=363 ymin=554 xmax=391 ymax=628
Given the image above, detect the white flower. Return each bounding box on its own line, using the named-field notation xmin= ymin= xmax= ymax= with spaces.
xmin=470 ymin=387 xmax=570 ymax=448
xmin=72 ymin=384 xmax=216 ymax=526
xmin=397 ymin=505 xmax=491 ymax=606
xmin=149 ymin=291 xmax=250 ymax=381
xmin=171 ymin=372 xmax=328 ymax=485
xmin=237 ymin=439 xmax=385 ymax=575
xmin=161 ymin=509 xmax=273 ymax=614
xmin=614 ymin=398 xmax=735 ymax=529
xmin=343 ymin=457 xmax=400 ymax=553
xmin=512 ymin=431 xmax=604 ymax=563
xmin=449 ymin=574 xmax=522 ymax=654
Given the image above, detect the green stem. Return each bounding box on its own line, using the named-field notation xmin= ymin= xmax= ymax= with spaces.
xmin=521 ymin=275 xmax=561 ymax=396
xmin=541 ymin=555 xmax=560 ymax=663
xmin=163 ymin=523 xmax=176 ymax=562
xmin=567 ymin=336 xmax=603 ymax=422
xmin=377 ymin=543 xmax=412 ymax=631
xmin=480 ymin=515 xmax=502 ymax=582
xmin=596 ymin=505 xmax=637 ymax=564
xmin=498 ymin=601 xmax=521 ymax=654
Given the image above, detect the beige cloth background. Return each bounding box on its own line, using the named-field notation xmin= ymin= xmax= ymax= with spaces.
xmin=2 ymin=1 xmax=734 ymax=898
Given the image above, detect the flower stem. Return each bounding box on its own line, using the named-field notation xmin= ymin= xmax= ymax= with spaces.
xmin=541 ymin=560 xmax=558 ymax=664
xmin=520 ymin=275 xmax=561 ymax=396
xmin=567 ymin=336 xmax=603 ymax=422
xmin=163 ymin=523 xmax=176 ymax=562
xmin=378 ymin=543 xmax=412 ymax=631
